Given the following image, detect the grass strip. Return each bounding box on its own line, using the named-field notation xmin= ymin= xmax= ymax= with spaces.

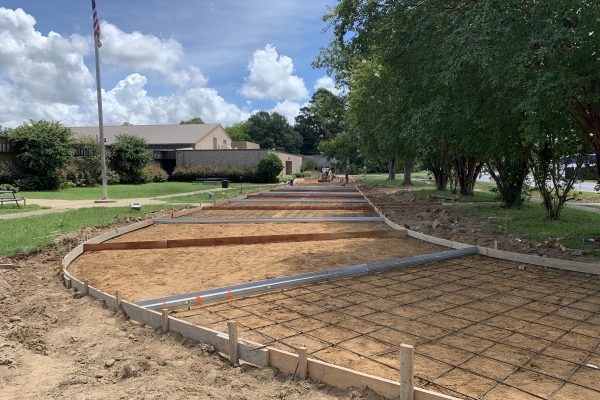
xmin=0 ymin=204 xmax=189 ymax=258
xmin=18 ymin=182 xmax=221 ymax=200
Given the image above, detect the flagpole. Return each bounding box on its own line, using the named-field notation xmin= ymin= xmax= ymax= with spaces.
xmin=92 ymin=7 xmax=108 ymax=200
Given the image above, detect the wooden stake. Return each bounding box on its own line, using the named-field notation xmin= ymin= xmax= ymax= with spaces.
xmin=399 ymin=344 xmax=414 ymax=400
xmin=228 ymin=321 xmax=239 ymax=365
xmin=116 ymin=291 xmax=123 ymax=311
xmin=83 ymin=281 xmax=89 ymax=295
xmin=161 ymin=309 xmax=170 ymax=333
xmin=493 ymin=240 xmax=498 ymax=250
xmin=297 ymin=346 xmax=307 ymax=379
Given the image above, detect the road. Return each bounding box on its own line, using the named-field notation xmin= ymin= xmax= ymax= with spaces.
xmin=478 ymin=173 xmax=598 ymax=193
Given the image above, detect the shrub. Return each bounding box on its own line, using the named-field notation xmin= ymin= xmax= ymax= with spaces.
xmin=109 ymin=134 xmax=152 ymax=184
xmin=142 ymin=162 xmax=168 ymax=182
xmin=9 ymin=120 xmax=74 ymax=190
xmin=63 ymin=136 xmax=101 ymax=187
xmin=257 ymin=153 xmax=283 ymax=183
xmin=171 ymin=166 xmax=261 ymax=183
xmin=0 ymin=183 xmax=19 ymax=192
xmin=0 ymin=158 xmax=20 ymax=183
xmin=106 ymin=168 xmax=121 ymax=185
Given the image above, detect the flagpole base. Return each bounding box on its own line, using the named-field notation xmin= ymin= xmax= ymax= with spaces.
xmin=94 ymin=199 xmax=117 ymax=204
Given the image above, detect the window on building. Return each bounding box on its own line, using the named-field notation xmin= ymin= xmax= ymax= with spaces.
xmin=213 ymin=137 xmax=217 ymax=149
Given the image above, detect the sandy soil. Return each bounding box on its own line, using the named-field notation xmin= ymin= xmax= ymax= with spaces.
xmin=70 ymin=236 xmax=440 ymax=301
xmin=189 ymin=209 xmax=374 ymax=218
xmin=361 ymin=184 xmax=598 ymax=262
xmin=185 ymin=255 xmax=600 ymax=400
xmin=108 ymin=222 xmax=390 ymax=242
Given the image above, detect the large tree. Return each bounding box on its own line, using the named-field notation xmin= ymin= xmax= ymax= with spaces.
xmin=294 ymin=88 xmax=347 ymax=155
xmin=247 ymin=111 xmax=302 ymax=153
xmin=317 ymin=0 xmax=598 ymax=215
xmin=225 ymin=120 xmax=252 ymax=142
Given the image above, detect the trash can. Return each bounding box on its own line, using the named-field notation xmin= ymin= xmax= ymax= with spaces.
xmin=221 ymin=180 xmax=229 ymax=188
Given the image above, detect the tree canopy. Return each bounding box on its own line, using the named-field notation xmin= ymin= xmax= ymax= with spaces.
xmin=247 ymin=111 xmax=302 ymax=154
xmin=179 ymin=117 xmax=205 ymax=125
xmin=316 ymin=0 xmax=600 ymax=217
xmin=294 ymin=88 xmax=347 ymax=155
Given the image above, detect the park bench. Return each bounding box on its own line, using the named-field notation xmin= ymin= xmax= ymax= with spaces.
xmin=193 ymin=177 xmax=226 ymax=184
xmin=0 ymin=190 xmax=26 ymax=207
xmin=192 ymin=177 xmax=230 ymax=188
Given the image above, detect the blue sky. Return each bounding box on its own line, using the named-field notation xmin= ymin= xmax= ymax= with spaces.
xmin=0 ymin=1 xmax=340 ymax=127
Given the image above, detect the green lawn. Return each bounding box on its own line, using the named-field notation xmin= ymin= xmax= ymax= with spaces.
xmin=0 ymin=204 xmax=46 ymax=215
xmin=358 ymin=174 xmax=498 ymax=202
xmin=561 ymin=190 xmax=599 ymax=203
xmin=449 ymin=202 xmax=600 ymax=256
xmin=157 ymin=184 xmax=278 ymax=204
xmin=358 ymin=174 xmax=433 ymax=187
xmin=0 ymin=205 xmax=188 ymax=258
xmin=18 ymin=182 xmax=221 ymax=200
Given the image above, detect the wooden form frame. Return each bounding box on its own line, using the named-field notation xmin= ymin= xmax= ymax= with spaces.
xmin=82 ymin=230 xmax=403 ymax=252
xmin=62 ymin=259 xmax=457 ymax=400
xmin=60 ymin=186 xmax=600 ymax=399
xmin=246 ymin=193 xmax=365 ymax=199
xmin=208 ymin=204 xmax=374 ymax=211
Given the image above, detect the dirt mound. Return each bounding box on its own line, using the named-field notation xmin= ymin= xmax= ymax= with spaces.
xmin=361 ymin=184 xmax=595 ymax=262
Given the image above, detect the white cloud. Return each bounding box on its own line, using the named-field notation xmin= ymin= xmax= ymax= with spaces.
xmin=98 ymin=73 xmax=249 ymax=126
xmin=0 ymin=7 xmax=92 ymax=105
xmin=241 ymin=44 xmax=308 ymax=100
xmin=100 ymin=22 xmax=206 ymax=87
xmin=272 ymin=100 xmax=303 ymax=123
xmin=314 ymin=76 xmax=342 ymax=95
xmin=0 ymin=7 xmax=248 ymax=128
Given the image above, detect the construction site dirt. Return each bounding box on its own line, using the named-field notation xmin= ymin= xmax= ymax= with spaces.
xmin=0 ymin=221 xmax=380 ymax=400
xmin=0 ymin=182 xmax=600 ymax=400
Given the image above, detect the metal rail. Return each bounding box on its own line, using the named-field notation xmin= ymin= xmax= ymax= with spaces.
xmin=136 ymin=247 xmax=478 ymax=311
xmin=153 ymin=216 xmax=385 ymax=224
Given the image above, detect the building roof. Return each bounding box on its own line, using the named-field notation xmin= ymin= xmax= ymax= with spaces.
xmin=69 ymin=124 xmax=222 ymax=146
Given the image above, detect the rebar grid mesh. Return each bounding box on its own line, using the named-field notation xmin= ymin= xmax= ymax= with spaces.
xmin=176 ymin=255 xmax=600 ymax=400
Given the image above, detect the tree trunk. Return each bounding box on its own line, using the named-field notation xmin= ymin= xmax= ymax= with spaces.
xmin=402 ymin=165 xmax=412 ymax=186
xmin=432 ymin=168 xmax=448 ymax=190
xmin=387 ymin=157 xmax=396 ymax=180
xmin=529 ymin=140 xmax=586 ymax=220
xmin=488 ymin=155 xmax=530 ymax=208
xmin=452 ymin=156 xmax=483 ymax=196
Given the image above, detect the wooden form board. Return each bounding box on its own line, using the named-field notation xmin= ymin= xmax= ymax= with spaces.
xmin=82 ymin=230 xmax=405 ymax=252
xmin=208 ymin=204 xmax=374 ymax=211
xmin=246 ymin=193 xmax=365 ymax=199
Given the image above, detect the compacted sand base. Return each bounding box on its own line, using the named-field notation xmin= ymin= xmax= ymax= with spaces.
xmin=178 ymin=256 xmax=600 ymax=400
xmin=186 ymin=209 xmax=374 ymax=218
xmin=71 ymin=236 xmax=441 ymax=301
xmin=108 ymin=222 xmax=390 ymax=242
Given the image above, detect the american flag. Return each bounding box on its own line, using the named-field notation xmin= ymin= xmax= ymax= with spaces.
xmin=91 ymin=0 xmax=102 ymax=48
